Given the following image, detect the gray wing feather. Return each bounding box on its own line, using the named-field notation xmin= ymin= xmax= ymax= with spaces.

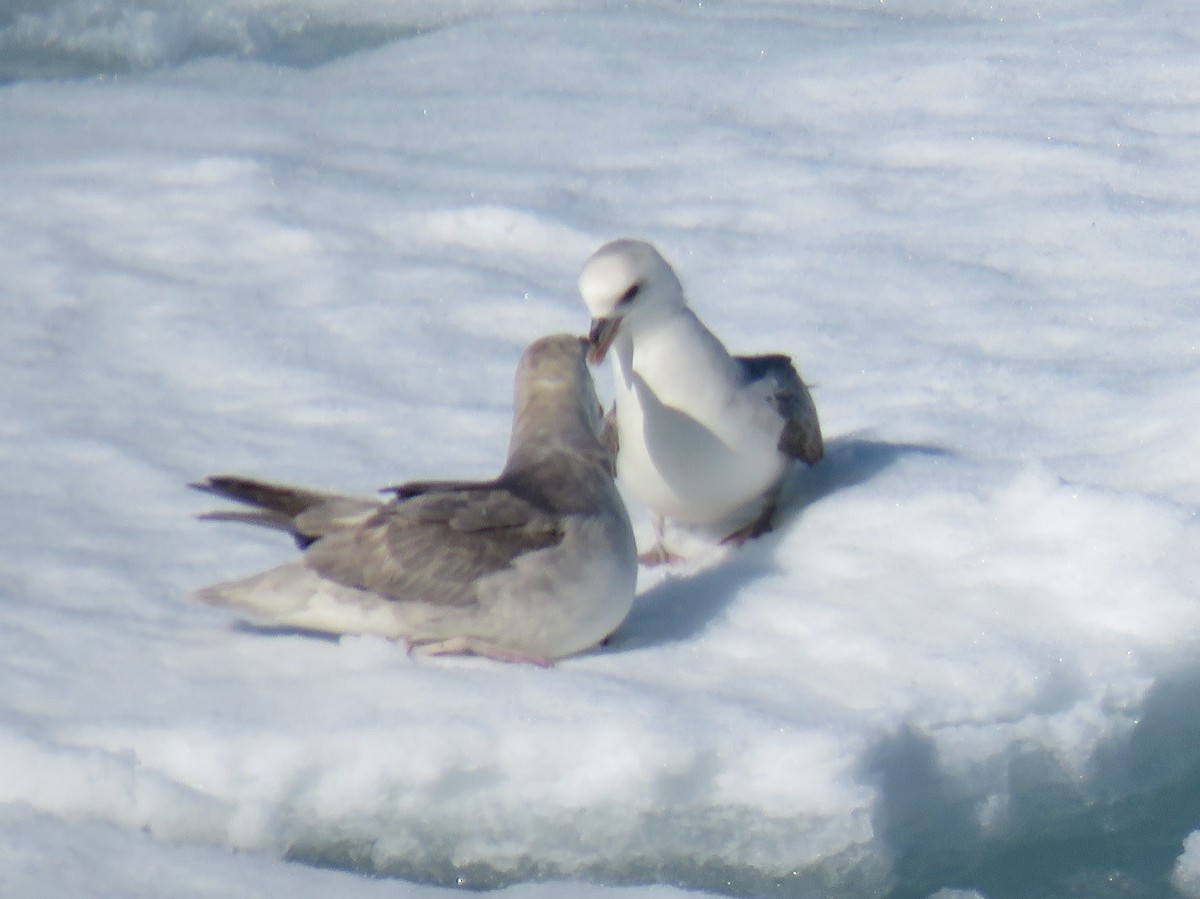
xmin=599 ymin=404 xmax=619 ymax=475
xmin=302 ymin=488 xmax=564 ymax=608
xmin=737 ymin=354 xmax=824 ymax=465
xmin=192 ymin=475 xmax=381 ymax=547
xmin=382 ymin=478 xmax=494 ymax=499
xmin=191 ymin=475 xmax=341 ymax=519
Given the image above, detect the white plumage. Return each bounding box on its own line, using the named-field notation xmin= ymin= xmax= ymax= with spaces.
xmin=579 ymin=238 xmax=823 ymax=563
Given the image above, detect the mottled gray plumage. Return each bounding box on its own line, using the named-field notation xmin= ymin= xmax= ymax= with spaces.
xmin=191 ymin=476 xmax=380 ymax=548
xmin=191 ymin=334 xmax=638 ymax=665
xmin=300 ymin=488 xmax=564 ymax=610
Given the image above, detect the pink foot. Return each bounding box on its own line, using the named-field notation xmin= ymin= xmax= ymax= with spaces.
xmin=408 ymin=638 xmax=554 ymax=667
xmin=638 ymin=544 xmax=686 ymax=567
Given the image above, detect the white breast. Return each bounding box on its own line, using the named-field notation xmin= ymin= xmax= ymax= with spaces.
xmin=611 ymin=313 xmax=787 ymax=525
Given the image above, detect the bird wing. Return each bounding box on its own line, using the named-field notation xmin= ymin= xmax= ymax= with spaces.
xmin=599 ymin=403 xmax=619 ymax=474
xmin=381 ymin=477 xmax=496 ymax=499
xmin=737 ymin=354 xmax=824 ymax=464
xmin=302 ymin=486 xmax=565 ymax=608
xmin=192 ymin=475 xmax=382 ymax=548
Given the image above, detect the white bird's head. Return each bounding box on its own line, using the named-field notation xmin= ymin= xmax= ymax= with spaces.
xmin=578 ymin=238 xmax=685 ymax=365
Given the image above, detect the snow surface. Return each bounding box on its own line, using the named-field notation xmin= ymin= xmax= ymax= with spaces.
xmin=1176 ymin=832 xmax=1200 ymax=899
xmin=2 ymin=1 xmax=1199 ymax=897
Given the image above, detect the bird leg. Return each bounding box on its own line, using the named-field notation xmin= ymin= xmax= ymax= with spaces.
xmin=638 ymin=515 xmax=686 ymax=566
xmin=638 ymin=544 xmax=687 ymax=566
xmin=408 ymin=637 xmax=554 ymax=668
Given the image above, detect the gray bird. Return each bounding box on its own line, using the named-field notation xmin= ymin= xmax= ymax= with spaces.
xmin=579 ymin=238 xmax=823 ymax=564
xmin=191 ymin=334 xmax=638 ymax=666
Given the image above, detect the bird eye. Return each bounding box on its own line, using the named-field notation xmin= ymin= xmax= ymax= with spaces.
xmin=618 ymin=283 xmax=641 ymax=306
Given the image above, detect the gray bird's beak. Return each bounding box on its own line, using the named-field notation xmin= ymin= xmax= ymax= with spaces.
xmin=587 ymin=317 xmax=621 ymax=365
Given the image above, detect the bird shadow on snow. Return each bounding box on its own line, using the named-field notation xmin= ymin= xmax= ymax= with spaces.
xmin=774 ymin=431 xmax=954 ymax=529
xmin=214 ymin=436 xmax=949 ymax=659
xmin=231 ymin=621 xmax=344 ymax=642
xmin=605 ymin=434 xmax=952 ymax=654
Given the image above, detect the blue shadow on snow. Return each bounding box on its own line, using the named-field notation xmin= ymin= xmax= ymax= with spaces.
xmin=604 ymin=435 xmax=952 ymax=653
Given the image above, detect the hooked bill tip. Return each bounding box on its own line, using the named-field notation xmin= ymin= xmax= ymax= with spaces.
xmin=587 ymin=318 xmax=619 ymax=364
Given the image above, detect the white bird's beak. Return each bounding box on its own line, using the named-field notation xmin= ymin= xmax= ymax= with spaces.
xmin=587 ymin=317 xmax=621 ymax=365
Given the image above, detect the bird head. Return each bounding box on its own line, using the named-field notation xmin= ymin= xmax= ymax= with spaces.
xmin=577 ymin=238 xmax=685 ymax=364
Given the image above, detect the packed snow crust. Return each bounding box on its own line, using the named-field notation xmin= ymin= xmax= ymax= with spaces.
xmin=2 ymin=1 xmax=1199 ymax=897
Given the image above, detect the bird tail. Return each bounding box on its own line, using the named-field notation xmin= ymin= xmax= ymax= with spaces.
xmin=190 ymin=475 xmax=381 ymax=547
xmin=193 ymin=561 xmax=387 ymax=635
xmin=192 ymin=562 xmax=325 ymax=623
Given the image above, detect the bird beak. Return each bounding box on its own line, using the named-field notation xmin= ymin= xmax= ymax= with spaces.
xmin=587 ymin=317 xmax=620 ymax=365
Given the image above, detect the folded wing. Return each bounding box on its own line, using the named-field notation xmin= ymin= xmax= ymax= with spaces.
xmin=302 ymin=487 xmax=565 ymax=608
xmin=737 ymin=353 xmax=824 ymax=465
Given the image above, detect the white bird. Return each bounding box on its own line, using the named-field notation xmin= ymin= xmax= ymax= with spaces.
xmin=191 ymin=334 xmax=637 ymax=666
xmin=578 ymin=238 xmax=823 ymax=565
